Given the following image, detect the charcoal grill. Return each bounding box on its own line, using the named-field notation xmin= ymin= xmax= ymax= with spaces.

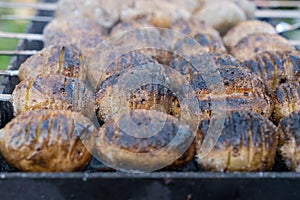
xmin=0 ymin=1 xmax=300 ymax=199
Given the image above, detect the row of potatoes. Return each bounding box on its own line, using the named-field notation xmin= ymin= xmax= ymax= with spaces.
xmin=0 ymin=0 xmax=300 ymax=172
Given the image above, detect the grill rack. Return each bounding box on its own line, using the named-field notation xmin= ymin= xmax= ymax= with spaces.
xmin=1 ymin=1 xmax=300 ymax=199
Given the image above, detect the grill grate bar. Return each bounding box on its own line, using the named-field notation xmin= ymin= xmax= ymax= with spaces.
xmin=0 ymin=94 xmax=12 ymax=101
xmin=0 ymin=14 xmax=53 ymax=22
xmin=0 ymin=31 xmax=43 ymax=41
xmin=255 ymin=9 xmax=300 ymax=18
xmin=0 ymin=2 xmax=57 ymax=11
xmin=0 ymin=70 xmax=18 ymax=76
xmin=0 ymin=50 xmax=38 ymax=56
xmin=254 ymin=1 xmax=300 ymax=8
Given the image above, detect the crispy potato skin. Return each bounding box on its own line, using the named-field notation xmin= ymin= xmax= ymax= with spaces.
xmin=196 ymin=111 xmax=278 ymax=172
xmin=19 ymin=45 xmax=83 ymax=81
xmin=272 ymin=82 xmax=300 ymax=123
xmin=0 ymin=110 xmax=95 ymax=172
xmin=12 ymin=74 xmax=95 ymax=119
xmin=231 ymin=33 xmax=294 ymax=61
xmin=241 ymin=50 xmax=300 ymax=92
xmin=278 ymin=111 xmax=300 ymax=172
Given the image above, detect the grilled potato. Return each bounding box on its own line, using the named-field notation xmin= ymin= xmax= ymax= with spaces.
xmin=19 ymin=45 xmax=84 ymax=81
xmin=279 ymin=111 xmax=300 ymax=172
xmin=231 ymin=33 xmax=295 ymax=61
xmin=190 ymin=65 xmax=273 ymax=119
xmin=0 ymin=110 xmax=95 ymax=172
xmin=43 ymin=16 xmax=106 ymax=55
xmin=55 ymin=0 xmax=119 ymax=29
xmin=95 ymin=63 xmax=181 ymax=123
xmin=272 ymin=81 xmax=300 ymax=123
xmin=193 ymin=1 xmax=247 ymax=35
xmin=87 ymin=50 xmax=157 ymax=90
xmin=94 ymin=109 xmax=195 ymax=171
xmin=12 ymin=74 xmax=95 ymax=119
xmin=196 ymin=111 xmax=278 ymax=172
xmin=223 ymin=20 xmax=277 ymax=50
xmin=241 ymin=50 xmax=300 ymax=92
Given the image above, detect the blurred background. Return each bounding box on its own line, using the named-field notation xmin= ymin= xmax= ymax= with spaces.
xmin=0 ymin=0 xmax=36 ymax=70
xmin=0 ymin=0 xmax=299 ymax=71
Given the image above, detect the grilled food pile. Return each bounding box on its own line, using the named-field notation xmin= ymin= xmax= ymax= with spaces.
xmin=0 ymin=0 xmax=300 ymax=172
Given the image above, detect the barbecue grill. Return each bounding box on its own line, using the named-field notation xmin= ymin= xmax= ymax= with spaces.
xmin=0 ymin=0 xmax=300 ymax=199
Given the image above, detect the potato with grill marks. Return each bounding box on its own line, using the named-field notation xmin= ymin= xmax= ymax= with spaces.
xmin=190 ymin=65 xmax=273 ymax=119
xmin=278 ymin=111 xmax=300 ymax=172
xmin=223 ymin=20 xmax=277 ymax=50
xmin=241 ymin=50 xmax=300 ymax=92
xmin=12 ymin=74 xmax=95 ymax=119
xmin=196 ymin=111 xmax=278 ymax=172
xmin=95 ymin=63 xmax=181 ymax=124
xmin=0 ymin=110 xmax=95 ymax=172
xmin=19 ymin=45 xmax=84 ymax=81
xmin=87 ymin=50 xmax=158 ymax=90
xmin=231 ymin=33 xmax=295 ymax=61
xmin=272 ymin=81 xmax=300 ymax=123
xmin=173 ymin=33 xmax=226 ymax=55
xmin=94 ymin=109 xmax=195 ymax=170
xmin=170 ymin=19 xmax=221 ymax=39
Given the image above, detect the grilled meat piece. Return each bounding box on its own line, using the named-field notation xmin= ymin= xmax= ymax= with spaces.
xmin=87 ymin=50 xmax=157 ymax=90
xmin=193 ymin=1 xmax=247 ymax=35
xmin=190 ymin=65 xmax=273 ymax=118
xmin=0 ymin=110 xmax=95 ymax=172
xmin=94 ymin=109 xmax=195 ymax=171
xmin=55 ymin=0 xmax=119 ymax=29
xmin=43 ymin=17 xmax=106 ymax=55
xmin=241 ymin=50 xmax=300 ymax=92
xmin=12 ymin=74 xmax=95 ymax=119
xmin=272 ymin=82 xmax=300 ymax=123
xmin=231 ymin=33 xmax=295 ymax=61
xmin=19 ymin=45 xmax=84 ymax=81
xmin=196 ymin=111 xmax=278 ymax=172
xmin=278 ymin=111 xmax=300 ymax=172
xmin=223 ymin=20 xmax=277 ymax=50
xmin=95 ymin=63 xmax=181 ymax=123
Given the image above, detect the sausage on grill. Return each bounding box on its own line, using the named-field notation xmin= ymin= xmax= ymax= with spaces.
xmin=231 ymin=33 xmax=295 ymax=61
xmin=43 ymin=16 xmax=106 ymax=55
xmin=241 ymin=50 xmax=300 ymax=92
xmin=94 ymin=109 xmax=195 ymax=170
xmin=19 ymin=45 xmax=84 ymax=81
xmin=11 ymin=74 xmax=95 ymax=119
xmin=196 ymin=111 xmax=278 ymax=172
xmin=278 ymin=111 xmax=300 ymax=172
xmin=272 ymin=81 xmax=300 ymax=123
xmin=223 ymin=20 xmax=277 ymax=50
xmin=0 ymin=110 xmax=95 ymax=172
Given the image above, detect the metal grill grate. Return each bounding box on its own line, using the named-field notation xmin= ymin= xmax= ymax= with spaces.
xmin=0 ymin=1 xmax=300 ymax=199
